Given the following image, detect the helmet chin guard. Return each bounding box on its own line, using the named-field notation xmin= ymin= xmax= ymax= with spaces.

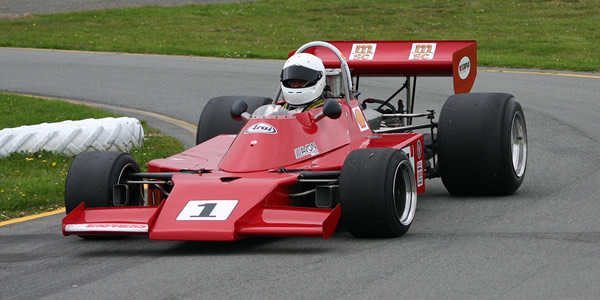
xmin=280 ymin=53 xmax=326 ymax=106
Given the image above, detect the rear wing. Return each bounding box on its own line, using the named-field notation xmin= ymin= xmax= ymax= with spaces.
xmin=296 ymin=40 xmax=477 ymax=94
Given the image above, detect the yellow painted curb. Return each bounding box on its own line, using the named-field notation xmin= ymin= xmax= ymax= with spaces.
xmin=481 ymin=69 xmax=600 ymax=79
xmin=0 ymin=208 xmax=65 ymax=227
xmin=63 ymin=99 xmax=199 ymax=134
xmin=8 ymin=93 xmax=198 ymax=134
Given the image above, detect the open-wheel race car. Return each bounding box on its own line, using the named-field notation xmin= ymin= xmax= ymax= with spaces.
xmin=62 ymin=41 xmax=528 ymax=240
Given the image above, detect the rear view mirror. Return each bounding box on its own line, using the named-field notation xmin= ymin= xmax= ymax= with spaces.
xmin=322 ymin=99 xmax=342 ymax=119
xmin=231 ymin=100 xmax=250 ymax=120
xmin=315 ymin=99 xmax=342 ymax=121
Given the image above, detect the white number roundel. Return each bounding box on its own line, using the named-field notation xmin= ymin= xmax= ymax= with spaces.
xmin=176 ymin=200 xmax=238 ymax=221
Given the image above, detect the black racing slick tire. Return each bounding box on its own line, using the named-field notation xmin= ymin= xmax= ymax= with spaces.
xmin=438 ymin=93 xmax=528 ymax=196
xmin=195 ymin=96 xmax=272 ymax=145
xmin=65 ymin=151 xmax=143 ymax=214
xmin=340 ymin=148 xmax=417 ymax=238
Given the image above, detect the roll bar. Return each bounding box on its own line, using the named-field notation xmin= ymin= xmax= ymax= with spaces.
xmin=275 ymin=41 xmax=354 ymax=104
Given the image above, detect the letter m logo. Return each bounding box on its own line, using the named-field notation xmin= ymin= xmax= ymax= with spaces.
xmin=350 ymin=43 xmax=377 ymax=60
xmin=409 ymin=43 xmax=437 ymax=60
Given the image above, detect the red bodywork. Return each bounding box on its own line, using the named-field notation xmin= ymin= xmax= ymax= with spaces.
xmin=63 ymin=40 xmax=475 ymax=240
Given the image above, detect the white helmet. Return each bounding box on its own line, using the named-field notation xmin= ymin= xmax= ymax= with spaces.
xmin=280 ymin=53 xmax=326 ymax=106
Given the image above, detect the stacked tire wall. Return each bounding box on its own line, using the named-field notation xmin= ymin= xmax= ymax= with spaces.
xmin=0 ymin=117 xmax=144 ymax=157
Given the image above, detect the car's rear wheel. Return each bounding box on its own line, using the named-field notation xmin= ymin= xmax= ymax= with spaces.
xmin=437 ymin=93 xmax=528 ymax=195
xmin=196 ymin=96 xmax=272 ymax=145
xmin=340 ymin=148 xmax=417 ymax=238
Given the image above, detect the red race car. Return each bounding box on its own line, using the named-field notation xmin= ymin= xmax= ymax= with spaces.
xmin=63 ymin=41 xmax=527 ymax=240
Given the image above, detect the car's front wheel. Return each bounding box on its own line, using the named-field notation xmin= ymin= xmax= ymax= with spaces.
xmin=340 ymin=148 xmax=417 ymax=238
xmin=65 ymin=151 xmax=143 ymax=239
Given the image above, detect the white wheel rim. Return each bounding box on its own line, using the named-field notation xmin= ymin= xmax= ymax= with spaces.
xmin=393 ymin=160 xmax=417 ymax=226
xmin=511 ymin=111 xmax=527 ymax=177
xmin=117 ymin=163 xmax=138 ymax=185
xmin=117 ymin=162 xmax=143 ymax=205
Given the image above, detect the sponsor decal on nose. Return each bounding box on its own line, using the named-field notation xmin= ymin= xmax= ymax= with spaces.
xmin=245 ymin=123 xmax=278 ymax=134
xmin=294 ymin=142 xmax=320 ymax=159
xmin=352 ymin=107 xmax=369 ymax=132
xmin=65 ymin=223 xmax=149 ymax=233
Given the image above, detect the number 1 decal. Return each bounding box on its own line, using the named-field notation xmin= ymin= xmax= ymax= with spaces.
xmin=176 ymin=200 xmax=238 ymax=221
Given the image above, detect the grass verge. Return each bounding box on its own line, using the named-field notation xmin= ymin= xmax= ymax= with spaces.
xmin=0 ymin=0 xmax=598 ymax=72
xmin=0 ymin=93 xmax=184 ymax=221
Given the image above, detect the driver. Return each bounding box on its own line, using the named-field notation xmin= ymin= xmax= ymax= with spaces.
xmin=280 ymin=53 xmax=327 ymax=113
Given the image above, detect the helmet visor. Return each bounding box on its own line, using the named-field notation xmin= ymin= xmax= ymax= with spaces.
xmin=281 ymin=65 xmax=323 ymax=88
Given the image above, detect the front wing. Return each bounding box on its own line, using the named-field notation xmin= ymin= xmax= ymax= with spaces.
xmin=62 ymin=172 xmax=341 ymax=241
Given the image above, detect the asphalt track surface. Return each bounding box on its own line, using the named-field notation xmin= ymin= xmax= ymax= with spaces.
xmin=1 ymin=47 xmax=600 ymax=299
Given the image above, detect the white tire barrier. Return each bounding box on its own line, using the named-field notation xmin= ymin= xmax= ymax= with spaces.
xmin=0 ymin=117 xmax=144 ymax=157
